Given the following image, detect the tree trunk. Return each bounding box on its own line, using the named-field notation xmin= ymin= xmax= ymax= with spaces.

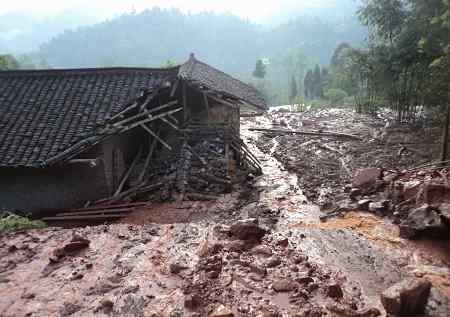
xmin=440 ymin=105 xmax=450 ymax=161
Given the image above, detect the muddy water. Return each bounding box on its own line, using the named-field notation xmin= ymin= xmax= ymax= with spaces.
xmin=241 ymin=116 xmax=450 ymax=311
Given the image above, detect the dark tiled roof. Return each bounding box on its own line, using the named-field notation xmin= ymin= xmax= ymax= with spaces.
xmin=0 ymin=68 xmax=176 ymax=167
xmin=179 ymin=55 xmax=267 ymax=110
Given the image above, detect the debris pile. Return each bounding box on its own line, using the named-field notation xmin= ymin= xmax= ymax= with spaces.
xmin=347 ymin=165 xmax=450 ymax=240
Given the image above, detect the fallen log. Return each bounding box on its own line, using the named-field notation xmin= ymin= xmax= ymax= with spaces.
xmin=248 ymin=128 xmax=362 ymax=140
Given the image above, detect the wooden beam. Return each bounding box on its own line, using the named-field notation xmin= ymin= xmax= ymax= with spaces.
xmin=182 ymin=81 xmax=188 ymax=123
xmin=113 ymin=146 xmax=143 ymax=197
xmin=43 ymin=214 xmax=126 ymax=221
xmin=170 ymin=79 xmax=179 ymax=97
xmin=203 ymin=92 xmax=210 ymax=121
xmin=140 ymin=124 xmax=172 ymax=151
xmin=138 ymin=128 xmax=160 ymax=182
xmin=121 ymin=107 xmax=182 ymax=132
xmin=160 ymin=117 xmax=180 ymax=131
xmin=55 ymin=208 xmax=131 ymax=217
xmin=147 ymin=100 xmax=178 ymax=114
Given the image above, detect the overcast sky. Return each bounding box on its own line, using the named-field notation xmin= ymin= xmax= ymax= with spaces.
xmin=0 ymin=0 xmax=333 ymax=22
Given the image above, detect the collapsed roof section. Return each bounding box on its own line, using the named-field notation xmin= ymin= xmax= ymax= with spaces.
xmin=0 ymin=55 xmax=266 ymax=168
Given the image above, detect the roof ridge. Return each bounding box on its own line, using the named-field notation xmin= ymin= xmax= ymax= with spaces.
xmin=0 ymin=66 xmax=179 ymax=77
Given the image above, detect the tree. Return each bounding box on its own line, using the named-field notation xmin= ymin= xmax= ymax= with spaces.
xmin=289 ymin=75 xmax=298 ymax=103
xmin=304 ymin=70 xmax=313 ymax=99
xmin=0 ymin=55 xmax=20 ymax=70
xmin=324 ymin=88 xmax=348 ymax=105
xmin=253 ymin=59 xmax=266 ymax=79
xmin=161 ymin=60 xmax=177 ymax=68
xmin=312 ymin=64 xmax=322 ymax=98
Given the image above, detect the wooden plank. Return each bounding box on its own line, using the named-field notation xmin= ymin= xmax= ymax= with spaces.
xmin=66 ymin=202 xmax=147 ymax=212
xmin=43 ymin=214 xmax=127 ymax=221
xmin=140 ymin=124 xmax=172 ymax=151
xmin=113 ymin=146 xmax=143 ymax=197
xmin=248 ymin=128 xmax=362 ymax=140
xmin=55 ymin=208 xmax=132 ymax=217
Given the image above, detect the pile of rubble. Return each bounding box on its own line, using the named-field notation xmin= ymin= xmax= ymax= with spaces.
xmin=336 ymin=165 xmax=450 ymax=240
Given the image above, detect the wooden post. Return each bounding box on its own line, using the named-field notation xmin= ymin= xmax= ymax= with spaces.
xmin=203 ymin=92 xmax=210 ymax=122
xmin=182 ymin=81 xmax=188 ymax=124
xmin=440 ymin=105 xmax=449 ymax=162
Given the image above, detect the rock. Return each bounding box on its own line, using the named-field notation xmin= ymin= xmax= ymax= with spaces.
xmin=249 ymin=263 xmax=267 ymax=276
xmin=368 ymin=200 xmax=389 ymax=215
xmin=381 ymin=278 xmax=431 ymax=316
xmin=265 ymin=256 xmax=282 ymax=268
xmin=349 ymin=188 xmax=362 ymax=200
xmin=251 ymin=245 xmax=272 ymax=257
xmin=272 ymin=279 xmax=297 ymax=292
xmin=226 ymin=240 xmax=246 ymax=252
xmin=297 ymin=276 xmax=314 ymax=285
xmin=352 ymin=168 xmax=382 ymax=190
xmin=169 ymin=262 xmax=188 ymax=274
xmin=97 ymin=299 xmax=114 ymax=314
xmin=209 ymin=304 xmax=234 ymax=317
xmin=399 ymin=204 xmax=448 ymax=239
xmin=327 ymin=282 xmax=344 ymax=299
xmin=357 ymin=199 xmax=372 ymax=211
xmin=184 ymin=294 xmax=201 ymax=309
xmin=64 ymin=235 xmax=90 ymax=254
xmin=275 ymin=237 xmax=289 ymax=247
xmin=206 ymin=270 xmax=220 ymax=279
xmin=438 ymin=203 xmax=450 ymax=222
xmin=230 ymin=218 xmax=267 ymax=241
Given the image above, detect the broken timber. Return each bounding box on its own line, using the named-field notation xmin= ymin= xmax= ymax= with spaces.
xmin=249 ymin=128 xmax=362 ymax=140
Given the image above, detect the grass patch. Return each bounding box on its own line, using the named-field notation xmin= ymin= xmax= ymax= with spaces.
xmin=0 ymin=212 xmax=46 ymax=232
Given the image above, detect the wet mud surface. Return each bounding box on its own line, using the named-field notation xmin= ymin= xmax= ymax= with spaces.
xmin=1 ymin=109 xmax=449 ymax=316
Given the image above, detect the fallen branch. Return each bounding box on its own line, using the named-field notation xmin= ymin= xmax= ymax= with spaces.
xmin=248 ymin=128 xmax=362 ymax=140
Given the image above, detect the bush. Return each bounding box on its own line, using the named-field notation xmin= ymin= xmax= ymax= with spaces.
xmin=324 ymin=88 xmax=348 ymax=105
xmin=0 ymin=212 xmax=46 ymax=232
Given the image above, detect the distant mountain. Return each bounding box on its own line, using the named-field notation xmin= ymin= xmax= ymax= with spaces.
xmin=35 ymin=8 xmax=366 ymax=77
xmin=0 ymin=10 xmax=104 ymax=53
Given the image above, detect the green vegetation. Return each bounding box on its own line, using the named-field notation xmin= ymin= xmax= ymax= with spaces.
xmin=324 ymin=88 xmax=348 ymax=105
xmin=0 ymin=54 xmax=19 ymax=70
xmin=0 ymin=213 xmax=46 ymax=232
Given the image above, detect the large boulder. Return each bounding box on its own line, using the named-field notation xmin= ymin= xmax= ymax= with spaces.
xmin=399 ymin=204 xmax=448 ymax=239
xmin=230 ymin=218 xmax=267 ymax=241
xmin=352 ymin=168 xmax=382 ymax=191
xmin=381 ymin=278 xmax=431 ymax=316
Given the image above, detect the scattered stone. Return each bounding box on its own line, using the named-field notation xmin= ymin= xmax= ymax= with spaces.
xmin=59 ymin=303 xmax=82 ymax=316
xmin=209 ymin=304 xmax=234 ymax=317
xmin=368 ymin=200 xmax=389 ymax=215
xmin=226 ymin=240 xmax=246 ymax=252
xmin=184 ymin=294 xmax=201 ymax=309
xmin=230 ymin=218 xmax=267 ymax=241
xmin=249 ymin=263 xmax=267 ymax=276
xmin=275 ymin=237 xmax=289 ymax=247
xmin=357 ymin=199 xmax=372 ymax=211
xmin=96 ymin=298 xmax=114 ymax=314
xmin=272 ymin=279 xmax=296 ymax=292
xmin=349 ymin=188 xmax=362 ymax=200
xmin=327 ymin=282 xmax=344 ymax=299
xmin=251 ymin=245 xmax=273 ymax=257
xmin=169 ymin=262 xmax=188 ymax=274
xmin=381 ymin=278 xmax=431 ymax=316
xmin=265 ymin=256 xmax=282 ymax=268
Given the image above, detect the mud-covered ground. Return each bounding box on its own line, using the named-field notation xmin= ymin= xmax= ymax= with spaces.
xmin=1 ymin=109 xmax=449 ymax=317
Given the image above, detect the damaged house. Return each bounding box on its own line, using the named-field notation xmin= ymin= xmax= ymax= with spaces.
xmin=0 ymin=54 xmax=266 ymax=216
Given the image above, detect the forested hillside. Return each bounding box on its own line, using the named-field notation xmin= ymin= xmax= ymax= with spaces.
xmin=37 ymin=8 xmax=366 ymax=78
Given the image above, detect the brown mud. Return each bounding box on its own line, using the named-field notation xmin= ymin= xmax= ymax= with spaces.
xmin=0 ymin=109 xmax=449 ymax=316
